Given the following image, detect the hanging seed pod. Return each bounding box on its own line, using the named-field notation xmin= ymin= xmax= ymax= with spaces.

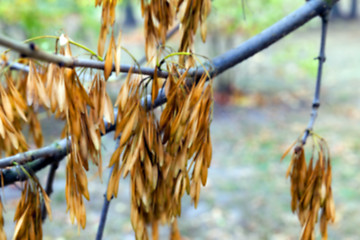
xmin=282 ymin=134 xmax=335 ymax=240
xmin=140 ymin=0 xmax=211 ymax=64
xmin=95 ymin=0 xmax=117 ymax=57
xmin=13 ymin=179 xmax=51 ymax=240
xmin=107 ymin=62 xmax=214 ymax=239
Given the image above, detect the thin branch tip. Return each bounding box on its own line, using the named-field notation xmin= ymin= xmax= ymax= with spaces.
xmin=302 ymin=9 xmax=330 ymax=144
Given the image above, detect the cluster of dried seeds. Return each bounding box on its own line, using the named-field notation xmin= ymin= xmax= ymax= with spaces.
xmin=0 ymin=30 xmax=127 ymax=234
xmin=103 ymin=32 xmax=122 ymax=79
xmin=177 ymin=0 xmax=211 ymax=65
xmin=44 ymin=37 xmax=113 ymax=228
xmin=1 ymin=51 xmax=214 ymax=239
xmin=0 ymin=74 xmax=28 ymax=156
xmin=107 ymin=65 xmax=213 ymax=239
xmin=0 ymin=57 xmax=55 ymax=238
xmin=0 ymin=0 xmax=215 ymax=238
xmin=13 ymin=179 xmax=51 ymax=240
xmin=282 ymin=135 xmax=335 ymax=240
xmin=142 ymin=0 xmax=175 ymax=60
xmin=141 ymin=0 xmax=211 ymax=65
xmin=95 ymin=0 xmax=117 ymax=57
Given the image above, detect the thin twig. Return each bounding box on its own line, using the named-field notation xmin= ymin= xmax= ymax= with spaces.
xmin=96 ymin=166 xmax=114 ymax=240
xmin=302 ymin=12 xmax=329 ymax=144
xmin=41 ymin=161 xmax=59 ymax=221
xmin=96 ymin=139 xmax=119 ymax=240
xmin=0 ymin=155 xmax=64 ymax=187
xmin=0 ymin=0 xmax=337 ymax=184
xmin=0 ymin=0 xmax=336 ymax=80
xmin=0 ymin=33 xmax=168 ymax=77
xmin=1 ymin=61 xmax=30 ymax=72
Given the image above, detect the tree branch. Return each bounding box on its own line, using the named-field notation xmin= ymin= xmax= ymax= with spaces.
xmin=96 ymin=137 xmax=120 ymax=240
xmin=0 ymin=0 xmax=336 ymax=80
xmin=0 ymin=34 xmax=170 ymax=78
xmin=41 ymin=161 xmax=59 ymax=221
xmin=1 ymin=61 xmax=30 ymax=72
xmin=0 ymin=0 xmax=337 ymax=184
xmin=302 ymin=11 xmax=330 ymax=144
xmin=0 ymin=155 xmax=64 ymax=187
xmin=0 ymin=138 xmax=70 ymax=169
xmin=96 ymin=166 xmax=114 ymax=240
xmin=0 ymin=117 xmax=116 ymax=186
xmin=142 ymin=0 xmax=337 ymax=109
xmin=207 ymin=0 xmax=334 ymax=77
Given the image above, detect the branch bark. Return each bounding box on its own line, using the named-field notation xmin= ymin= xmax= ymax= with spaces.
xmin=1 ymin=61 xmax=30 ymax=72
xmin=302 ymin=11 xmax=329 ymax=144
xmin=0 ymin=155 xmax=64 ymax=187
xmin=0 ymin=0 xmax=337 ymax=184
xmin=0 ymin=0 xmax=336 ymax=79
xmin=41 ymin=161 xmax=59 ymax=221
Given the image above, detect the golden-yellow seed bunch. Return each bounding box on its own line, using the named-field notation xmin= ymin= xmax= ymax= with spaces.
xmin=141 ymin=0 xmax=211 ymax=65
xmin=177 ymin=0 xmax=211 ymax=65
xmin=283 ymin=135 xmax=335 ymax=240
xmin=107 ymin=65 xmax=213 ymax=239
xmin=46 ymin=39 xmax=111 ymax=228
xmin=13 ymin=180 xmax=51 ymax=240
xmin=95 ymin=0 xmax=117 ymax=57
xmin=62 ymin=70 xmax=105 ymax=229
xmin=0 ymin=73 xmax=28 ymax=156
xmin=0 ymin=0 xmax=214 ymax=236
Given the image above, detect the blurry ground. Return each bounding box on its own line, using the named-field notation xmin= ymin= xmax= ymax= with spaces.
xmin=2 ymin=13 xmax=360 ymax=240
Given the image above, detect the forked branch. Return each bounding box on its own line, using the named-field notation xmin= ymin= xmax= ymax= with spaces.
xmin=41 ymin=162 xmax=59 ymax=221
xmin=0 ymin=0 xmax=337 ymax=185
xmin=0 ymin=0 xmax=336 ymax=80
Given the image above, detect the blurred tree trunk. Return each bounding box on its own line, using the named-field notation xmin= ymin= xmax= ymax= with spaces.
xmin=349 ymin=0 xmax=357 ymax=19
xmin=332 ymin=2 xmax=343 ymax=18
xmin=332 ymin=0 xmax=357 ymax=19
xmin=124 ymin=2 xmax=137 ymax=27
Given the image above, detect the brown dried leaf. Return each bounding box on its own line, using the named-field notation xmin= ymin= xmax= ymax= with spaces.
xmin=1 ymin=91 xmax=13 ymax=122
xmin=320 ymin=210 xmax=328 ymax=239
xmin=26 ymin=61 xmax=36 ymax=106
xmin=88 ymin=116 xmax=100 ymax=151
xmin=108 ymin=145 xmax=122 ymax=167
xmin=98 ymin=26 xmax=107 ymax=57
xmin=200 ymin=159 xmax=208 ymax=186
xmin=34 ymin=71 xmax=50 ymax=108
xmin=13 ymin=205 xmax=30 ymax=240
xmin=200 ymin=22 xmax=207 ymax=43
xmin=57 ymin=73 xmax=66 ymax=113
xmin=40 ymin=188 xmax=52 ymax=221
xmin=281 ymin=140 xmax=297 ymax=161
xmin=119 ymin=106 xmax=138 ymax=147
xmin=104 ymin=33 xmax=114 ymax=80
xmin=104 ymin=92 xmax=114 ymax=124
xmin=0 ymin=117 xmax=4 ymax=139
xmin=152 ymin=67 xmax=159 ymax=104
xmin=115 ymin=31 xmax=122 ymax=76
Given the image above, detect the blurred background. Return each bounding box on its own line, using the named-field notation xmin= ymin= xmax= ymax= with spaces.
xmin=0 ymin=0 xmax=360 ymax=239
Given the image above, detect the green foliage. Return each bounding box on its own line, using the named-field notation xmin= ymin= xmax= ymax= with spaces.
xmin=0 ymin=0 xmax=99 ymax=39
